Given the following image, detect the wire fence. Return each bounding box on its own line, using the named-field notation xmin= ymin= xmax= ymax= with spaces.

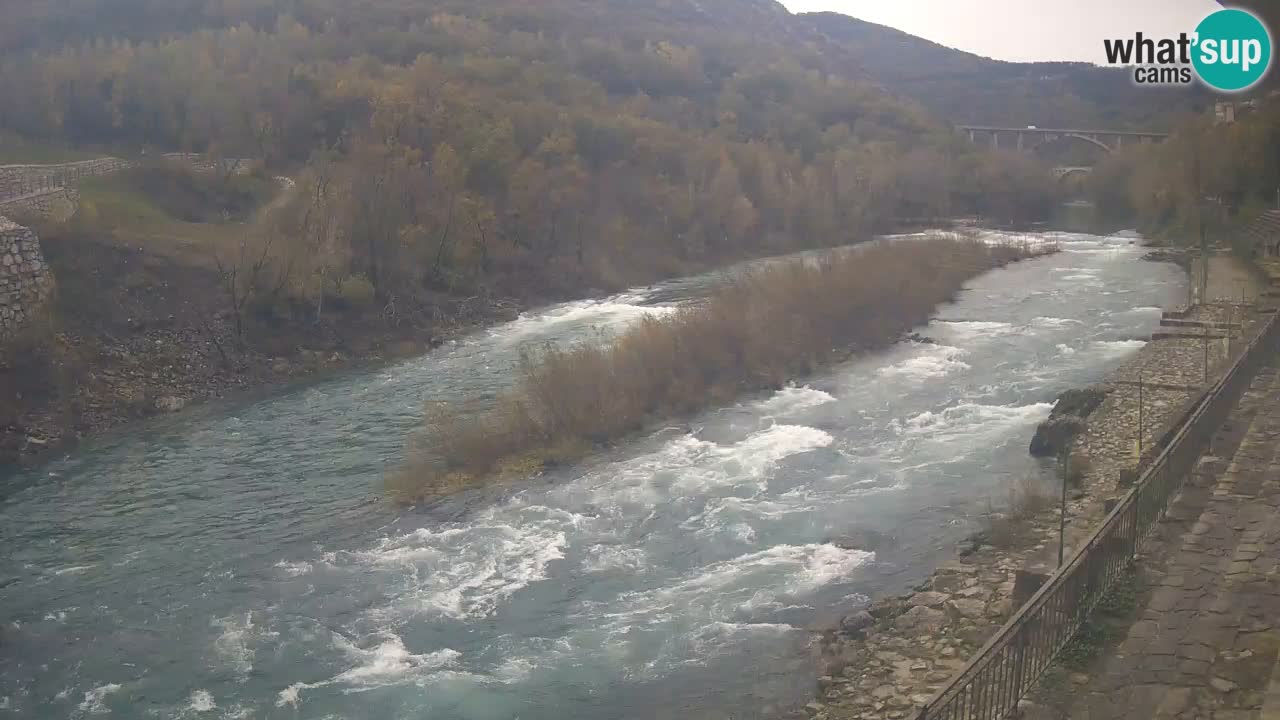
xmin=917 ymin=307 xmax=1280 ymax=720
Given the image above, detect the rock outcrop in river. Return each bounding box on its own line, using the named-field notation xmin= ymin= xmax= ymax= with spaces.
xmin=1028 ymin=386 xmax=1109 ymax=457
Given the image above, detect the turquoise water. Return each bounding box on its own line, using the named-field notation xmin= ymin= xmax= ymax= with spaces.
xmin=0 ymin=231 xmax=1184 ymax=719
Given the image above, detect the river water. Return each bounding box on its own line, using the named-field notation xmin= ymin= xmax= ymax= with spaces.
xmin=0 ymin=231 xmax=1184 ymax=719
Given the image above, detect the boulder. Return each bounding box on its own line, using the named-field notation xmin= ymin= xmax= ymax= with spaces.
xmin=907 ymin=591 xmax=950 ymax=608
xmin=1052 ymin=387 xmax=1108 ymax=418
xmin=1029 ymin=415 xmax=1085 ymax=458
xmin=1029 ymin=386 xmax=1108 ymax=457
xmin=154 ymin=396 xmax=187 ymax=413
xmin=947 ymin=598 xmax=986 ymax=619
xmin=829 ymin=528 xmax=893 ymax=552
xmin=894 ymin=606 xmax=946 ymax=632
xmin=840 ymin=610 xmax=875 ymax=634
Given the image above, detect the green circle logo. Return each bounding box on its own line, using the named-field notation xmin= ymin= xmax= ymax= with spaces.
xmin=1192 ymin=8 xmax=1272 ymax=92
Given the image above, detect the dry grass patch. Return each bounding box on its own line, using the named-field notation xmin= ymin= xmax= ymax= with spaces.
xmin=977 ymin=478 xmax=1057 ymax=549
xmin=389 ymin=234 xmax=1053 ymax=502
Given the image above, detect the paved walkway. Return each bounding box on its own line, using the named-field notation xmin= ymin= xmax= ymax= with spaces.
xmin=1070 ymin=361 xmax=1280 ymax=720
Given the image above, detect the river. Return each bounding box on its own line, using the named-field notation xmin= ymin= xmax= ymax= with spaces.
xmin=0 ymin=230 xmax=1185 ymax=719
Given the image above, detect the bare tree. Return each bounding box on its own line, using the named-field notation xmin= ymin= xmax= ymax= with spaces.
xmin=213 ymin=230 xmax=276 ymax=354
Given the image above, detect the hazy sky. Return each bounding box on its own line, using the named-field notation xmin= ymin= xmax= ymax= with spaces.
xmin=779 ymin=0 xmax=1224 ymax=63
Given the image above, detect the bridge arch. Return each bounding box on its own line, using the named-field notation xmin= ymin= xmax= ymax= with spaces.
xmin=1029 ymin=133 xmax=1114 ymax=156
xmin=1061 ymin=133 xmax=1113 ymax=154
xmin=957 ymin=126 xmax=1168 ymax=155
xmin=1053 ymin=166 xmax=1094 ymax=181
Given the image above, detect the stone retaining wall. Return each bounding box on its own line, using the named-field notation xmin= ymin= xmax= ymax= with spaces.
xmin=0 ymin=158 xmax=131 ymax=200
xmin=0 ymin=186 xmax=79 ymax=221
xmin=0 ymin=216 xmax=52 ymax=338
xmin=158 ymin=153 xmax=256 ymax=176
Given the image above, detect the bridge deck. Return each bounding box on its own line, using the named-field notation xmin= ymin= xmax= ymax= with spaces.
xmin=957 ymin=125 xmax=1169 ymax=137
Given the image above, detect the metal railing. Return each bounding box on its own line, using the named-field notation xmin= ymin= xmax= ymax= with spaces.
xmin=918 ymin=308 xmax=1280 ymax=720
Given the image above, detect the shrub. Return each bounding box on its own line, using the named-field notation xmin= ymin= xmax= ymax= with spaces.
xmin=333 ymin=273 xmax=376 ymax=309
xmin=1064 ymin=452 xmax=1092 ymax=488
xmin=978 ymin=477 xmax=1056 ymax=549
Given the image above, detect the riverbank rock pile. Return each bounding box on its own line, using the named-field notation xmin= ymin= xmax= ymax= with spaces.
xmin=809 ymin=557 xmax=1027 ymax=719
xmin=1028 ymin=386 xmax=1108 ymax=457
xmin=1142 ymin=247 xmax=1193 ymax=270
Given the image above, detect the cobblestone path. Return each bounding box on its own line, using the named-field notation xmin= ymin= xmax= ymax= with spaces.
xmin=1070 ymin=360 xmax=1280 ymax=720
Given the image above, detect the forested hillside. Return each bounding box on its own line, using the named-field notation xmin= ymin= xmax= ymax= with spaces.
xmin=800 ymin=12 xmax=1211 ymax=129
xmin=1 ymin=0 xmax=1066 ymax=309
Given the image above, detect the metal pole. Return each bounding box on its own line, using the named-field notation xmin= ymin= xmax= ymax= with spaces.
xmin=1204 ymin=320 xmax=1210 ymax=384
xmin=1059 ymin=451 xmax=1068 ymax=568
xmin=1138 ymin=372 xmax=1144 ymax=462
xmin=1229 ymin=303 xmax=1235 ymax=358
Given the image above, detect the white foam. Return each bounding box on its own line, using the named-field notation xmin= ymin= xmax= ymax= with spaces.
xmin=1061 ymin=273 xmax=1103 ymax=284
xmin=877 ymin=344 xmax=970 ymax=381
xmin=936 ymin=320 xmax=1015 ymax=341
xmin=78 ymin=683 xmax=121 ymax=714
xmin=1032 ymin=317 xmax=1084 ymax=329
xmin=602 ymin=543 xmax=872 ymax=636
xmin=671 ymin=425 xmax=833 ymax=496
xmin=275 ymin=684 xmax=303 ymax=708
xmin=582 ymin=545 xmax=648 ymax=574
xmin=560 ymin=433 xmax=714 ymax=512
xmin=275 ymin=633 xmax=462 ymax=706
xmin=43 ymin=606 xmax=74 ymax=622
xmin=568 ymin=425 xmax=831 ymax=513
xmin=1091 ymin=339 xmax=1147 ymax=358
xmin=189 ymin=689 xmax=216 ymax=712
xmin=332 ymin=633 xmax=461 ymax=688
xmin=755 ymin=386 xmax=836 ymax=416
xmin=496 ymin=300 xmax=675 ymax=343
xmin=53 ymin=564 xmax=94 ymax=575
xmin=274 ymin=559 xmax=313 ymax=577
xmin=894 ymin=402 xmax=1053 ymax=442
xmin=716 ymin=425 xmax=833 ymax=483
xmin=494 ymin=657 xmax=536 ymax=683
xmin=972 ymin=230 xmax=1060 ymax=251
xmin=1056 ymin=344 xmax=1077 ymax=356
xmin=356 ymin=512 xmax=568 ymax=620
xmin=212 ymin=613 xmax=259 ymax=678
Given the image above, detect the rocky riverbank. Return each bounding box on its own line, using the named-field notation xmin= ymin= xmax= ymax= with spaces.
xmin=802 ymin=299 xmax=1269 ymax=720
xmin=0 ymin=252 xmax=523 ymax=469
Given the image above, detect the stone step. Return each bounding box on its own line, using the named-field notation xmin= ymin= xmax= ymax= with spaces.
xmin=1159 ymin=318 xmax=1241 ymax=330
xmin=1151 ymin=331 xmax=1230 ymax=340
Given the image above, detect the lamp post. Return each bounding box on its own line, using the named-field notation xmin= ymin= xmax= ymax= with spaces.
xmin=1058 ymin=450 xmax=1069 ymax=568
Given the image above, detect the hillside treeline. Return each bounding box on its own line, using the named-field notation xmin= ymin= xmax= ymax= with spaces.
xmin=1 ymin=0 xmax=1059 ymax=305
xmin=1088 ymin=102 xmax=1280 ymax=248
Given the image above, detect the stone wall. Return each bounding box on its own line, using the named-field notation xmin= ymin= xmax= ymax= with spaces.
xmin=0 ymin=157 xmax=132 ymax=200
xmin=0 ymin=186 xmax=79 ymax=222
xmin=0 ymin=216 xmax=52 ymax=338
xmin=0 ymin=154 xmax=252 ymax=207
xmin=159 ymin=153 xmax=256 ymax=176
